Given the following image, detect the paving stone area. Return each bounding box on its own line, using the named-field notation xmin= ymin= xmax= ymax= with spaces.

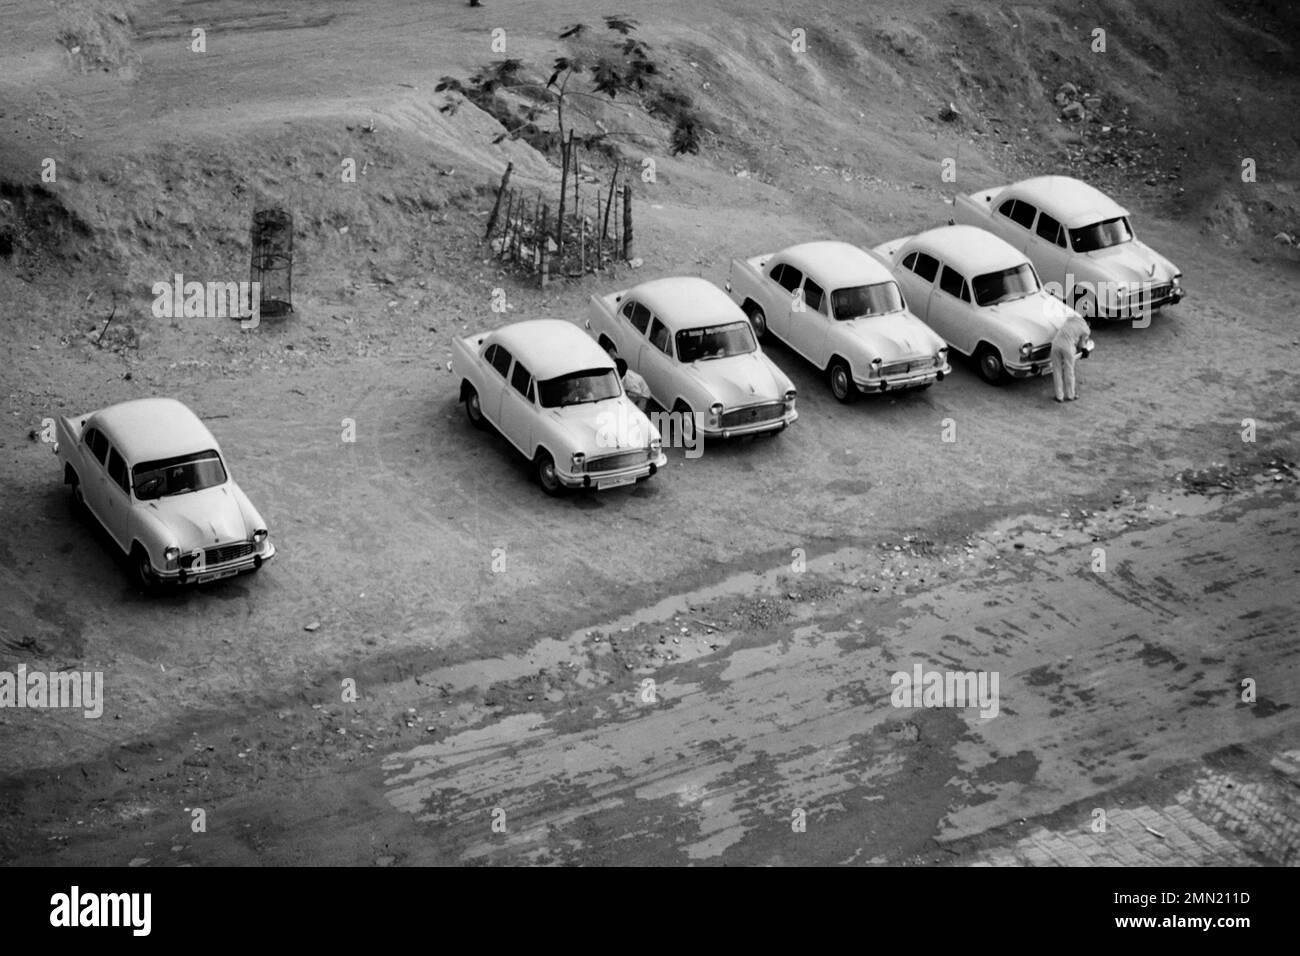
xmin=963 ymin=748 xmax=1300 ymax=866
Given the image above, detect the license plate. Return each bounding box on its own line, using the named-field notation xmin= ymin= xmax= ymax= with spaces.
xmin=197 ymin=568 xmax=238 ymax=584
xmin=598 ymin=475 xmax=636 ymax=490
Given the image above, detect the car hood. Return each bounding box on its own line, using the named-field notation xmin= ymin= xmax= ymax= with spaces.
xmin=984 ymin=293 xmax=1074 ymax=344
xmin=840 ymin=311 xmax=945 ymax=360
xmin=1081 ymin=239 xmax=1179 ymax=284
xmin=686 ymin=352 xmax=792 ymax=405
xmin=143 ymin=483 xmax=251 ymax=547
xmin=551 ymin=398 xmax=658 ymax=453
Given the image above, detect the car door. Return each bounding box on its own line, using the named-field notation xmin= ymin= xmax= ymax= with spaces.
xmin=788 ymin=274 xmax=831 ymax=364
xmin=80 ymin=427 xmax=111 ymax=527
xmin=1027 ymin=209 xmax=1072 ymax=295
xmin=996 ymin=198 xmax=1038 ymax=252
xmin=765 ymin=262 xmax=803 ymax=342
xmin=637 ymin=316 xmax=677 ymax=406
xmin=499 ymin=359 xmax=536 ymax=452
xmin=897 ymin=249 xmax=942 ymax=324
xmin=482 ymin=343 xmax=514 ymax=424
xmin=101 ymin=444 xmax=133 ymax=550
xmin=618 ymin=300 xmax=653 ymax=372
xmin=928 ymin=263 xmax=978 ymax=355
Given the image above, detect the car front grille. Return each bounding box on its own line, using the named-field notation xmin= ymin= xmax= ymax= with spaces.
xmin=878 ymin=358 xmax=934 ymax=377
xmin=720 ymin=402 xmax=787 ymax=428
xmin=586 ymin=451 xmax=646 ymax=474
xmin=1122 ymin=283 xmax=1174 ymax=313
xmin=205 ymin=541 xmax=254 ymax=566
xmin=1028 ymin=344 xmax=1052 ymax=362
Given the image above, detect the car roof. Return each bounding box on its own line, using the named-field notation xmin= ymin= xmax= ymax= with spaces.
xmin=625 ymin=277 xmax=746 ymax=332
xmin=1000 ymin=175 xmax=1129 ymax=228
xmin=488 ymin=319 xmax=614 ymax=379
xmin=774 ymin=241 xmax=894 ymax=288
xmin=90 ymin=397 xmax=221 ymax=464
xmin=902 ymin=225 xmax=1029 ymax=276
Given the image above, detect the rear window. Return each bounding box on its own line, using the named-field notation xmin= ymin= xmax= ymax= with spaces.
xmin=771 ymin=263 xmax=804 ymax=294
xmin=621 ymin=300 xmax=652 ymax=333
xmin=906 ymin=252 xmax=940 ymax=283
xmin=801 ymin=278 xmax=826 ymax=314
xmin=85 ymin=427 xmax=108 ymax=464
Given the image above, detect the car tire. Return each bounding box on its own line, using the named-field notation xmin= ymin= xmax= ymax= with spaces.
xmin=746 ymin=304 xmax=767 ymax=340
xmin=827 ymin=358 xmax=857 ymax=403
xmin=672 ymin=399 xmax=697 ymax=446
xmin=464 ymin=384 xmax=487 ymax=430
xmin=975 ymin=345 xmax=1007 ymax=385
xmin=131 ymin=544 xmax=159 ymax=593
xmin=68 ymin=470 xmax=88 ymax=520
xmin=534 ymin=451 xmax=565 ymax=497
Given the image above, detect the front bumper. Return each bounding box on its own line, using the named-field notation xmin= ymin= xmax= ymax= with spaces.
xmin=706 ymin=408 xmax=798 ymax=439
xmin=1005 ymin=359 xmax=1054 ymax=379
xmin=1097 ymin=283 xmax=1184 ymax=320
xmin=561 ymin=453 xmax=668 ymax=490
xmin=855 ymin=363 xmax=949 ymax=393
xmin=153 ymin=541 xmax=276 ymax=584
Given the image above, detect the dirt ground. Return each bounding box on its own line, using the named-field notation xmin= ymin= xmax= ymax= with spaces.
xmin=1 ymin=0 xmax=1298 ymax=865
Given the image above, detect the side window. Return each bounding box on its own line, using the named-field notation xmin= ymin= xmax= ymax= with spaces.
xmin=939 ymin=265 xmax=967 ymax=300
xmin=773 ymin=264 xmax=804 ymax=294
xmin=801 ymin=278 xmax=826 ymax=314
xmin=85 ymin=427 xmax=108 ymax=464
xmin=1009 ymin=199 xmax=1037 ymax=230
xmin=1035 ymin=211 xmax=1065 ymax=247
xmin=902 ymin=252 xmax=918 ymax=271
xmin=489 ymin=344 xmax=513 ymax=377
xmin=510 ymin=362 xmax=533 ymax=399
xmin=622 ymin=300 xmax=651 ymax=334
xmin=648 ymin=318 xmax=672 ymax=355
xmin=106 ymin=447 xmax=129 ymax=494
xmin=909 ymin=252 xmax=940 ymax=283
xmin=997 ymin=199 xmax=1017 ymax=220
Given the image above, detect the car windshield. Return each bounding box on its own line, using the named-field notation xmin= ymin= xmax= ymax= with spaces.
xmin=972 ymin=263 xmax=1039 ymax=306
xmin=1069 ymin=216 xmax=1133 ymax=253
xmin=132 ymin=450 xmax=228 ymax=500
xmin=675 ymin=321 xmax=756 ymax=362
xmin=538 ymin=368 xmax=622 ymax=408
xmin=830 ymin=282 xmax=905 ymax=320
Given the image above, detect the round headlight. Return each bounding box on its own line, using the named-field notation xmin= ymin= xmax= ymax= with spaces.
xmin=164 ymin=546 xmax=180 ymax=562
xmin=252 ymin=529 xmax=268 ymax=543
xmin=784 ymin=389 xmax=797 ymax=402
xmin=1019 ymin=342 xmax=1032 ymax=359
xmin=709 ymin=403 xmax=723 ymax=417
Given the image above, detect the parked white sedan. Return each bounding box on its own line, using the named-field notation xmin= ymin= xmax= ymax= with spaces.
xmin=53 ymin=397 xmax=275 ymax=588
xmin=873 ymin=225 xmax=1076 ymax=383
xmin=586 ymin=277 xmax=798 ymax=438
xmin=953 ymin=175 xmax=1183 ymax=322
xmin=451 ymin=318 xmax=667 ymax=495
xmin=726 ymin=240 xmax=950 ymax=402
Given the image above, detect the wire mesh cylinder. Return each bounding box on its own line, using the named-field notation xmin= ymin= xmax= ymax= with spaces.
xmin=249 ymin=208 xmax=293 ymax=317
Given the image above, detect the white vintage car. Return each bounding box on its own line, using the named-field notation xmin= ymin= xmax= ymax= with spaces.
xmin=726 ymin=240 xmax=950 ymax=402
xmin=873 ymin=225 xmax=1076 ymax=383
xmin=585 ymin=277 xmax=798 ymax=438
xmin=451 ymin=318 xmax=668 ymax=495
xmin=53 ymin=397 xmax=275 ymax=588
xmin=953 ymin=175 xmax=1183 ymax=321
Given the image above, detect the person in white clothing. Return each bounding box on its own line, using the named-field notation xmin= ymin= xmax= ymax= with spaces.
xmin=1051 ymin=314 xmax=1093 ymax=402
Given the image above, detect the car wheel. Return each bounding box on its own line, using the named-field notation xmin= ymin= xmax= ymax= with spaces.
xmin=464 ymin=384 xmax=487 ymax=430
xmin=827 ymin=359 xmax=857 ymax=403
xmin=975 ymin=345 xmax=1007 ymax=384
xmin=131 ymin=545 xmax=158 ymax=593
xmin=69 ymin=472 xmax=88 ymax=519
xmin=672 ymin=399 xmax=697 ymax=446
xmin=746 ymin=305 xmax=768 ymax=340
xmin=534 ymin=451 xmax=564 ymax=497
